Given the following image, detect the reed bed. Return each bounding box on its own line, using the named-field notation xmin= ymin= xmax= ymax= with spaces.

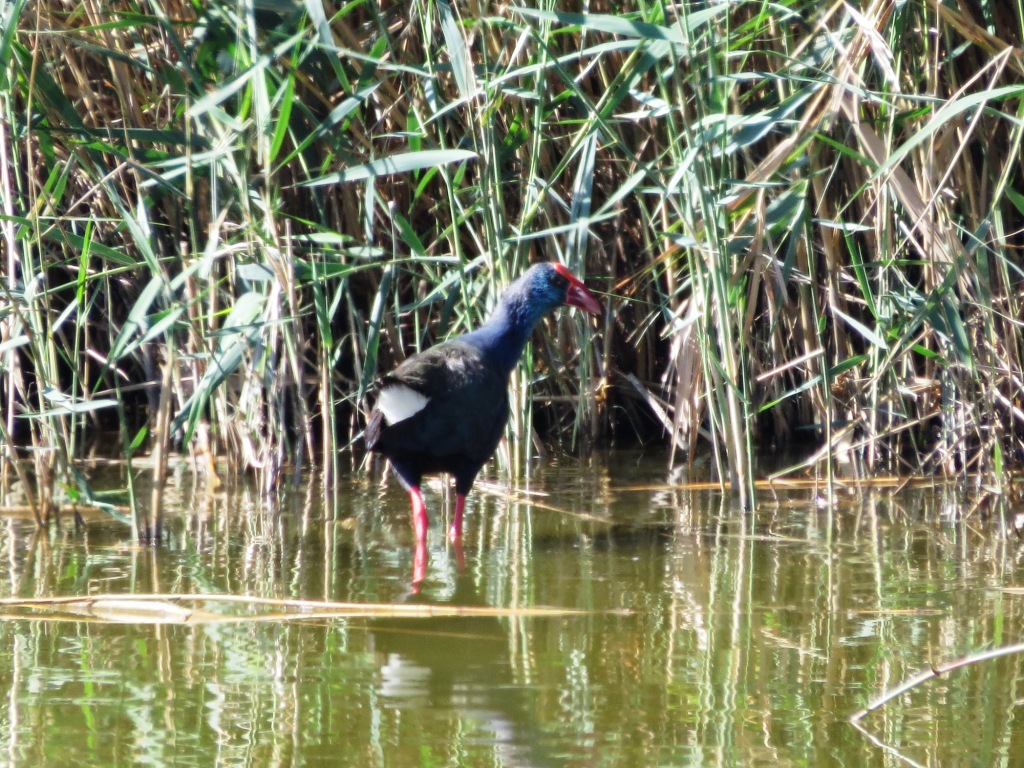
xmin=2 ymin=0 xmax=1024 ymax=530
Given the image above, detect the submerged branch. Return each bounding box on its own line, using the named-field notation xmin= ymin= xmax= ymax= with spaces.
xmin=850 ymin=642 xmax=1024 ymax=721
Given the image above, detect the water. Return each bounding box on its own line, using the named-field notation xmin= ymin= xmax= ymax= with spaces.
xmin=0 ymin=452 xmax=1022 ymax=766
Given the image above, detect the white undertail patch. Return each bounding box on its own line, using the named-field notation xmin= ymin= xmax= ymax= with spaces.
xmin=377 ymin=384 xmax=429 ymax=425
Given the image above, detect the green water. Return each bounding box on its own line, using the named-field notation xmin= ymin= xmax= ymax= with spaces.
xmin=1 ymin=453 xmax=1022 ymax=766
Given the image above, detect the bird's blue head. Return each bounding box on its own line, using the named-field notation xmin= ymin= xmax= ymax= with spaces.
xmin=507 ymin=262 xmax=602 ymax=328
xmin=467 ymin=262 xmax=601 ymax=374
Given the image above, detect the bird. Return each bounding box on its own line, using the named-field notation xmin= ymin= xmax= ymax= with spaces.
xmin=365 ymin=262 xmax=601 ymax=556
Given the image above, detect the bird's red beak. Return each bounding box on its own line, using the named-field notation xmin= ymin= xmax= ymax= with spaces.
xmin=554 ymin=263 xmax=602 ymax=314
xmin=566 ymin=280 xmax=602 ymax=314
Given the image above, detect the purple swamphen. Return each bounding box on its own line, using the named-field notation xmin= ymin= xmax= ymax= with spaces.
xmin=365 ymin=262 xmax=601 ymax=558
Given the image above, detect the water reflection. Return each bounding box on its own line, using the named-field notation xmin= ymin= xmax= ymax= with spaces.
xmin=370 ymin=574 xmax=555 ymax=767
xmin=0 ymin=454 xmax=1021 ymax=766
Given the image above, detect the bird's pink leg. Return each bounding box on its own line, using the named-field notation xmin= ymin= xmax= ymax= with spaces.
xmin=448 ymin=493 xmax=467 ymax=540
xmin=409 ymin=487 xmax=429 ymax=545
xmin=409 ymin=487 xmax=429 ymax=592
xmin=451 ymin=537 xmax=466 ymax=572
xmin=411 ymin=539 xmax=428 ymax=592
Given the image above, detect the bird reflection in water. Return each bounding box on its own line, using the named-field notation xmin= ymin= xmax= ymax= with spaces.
xmin=368 ymin=575 xmax=557 ymax=768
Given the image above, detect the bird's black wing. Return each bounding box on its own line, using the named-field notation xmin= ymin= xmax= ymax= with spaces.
xmin=367 ymin=341 xmax=509 ymax=464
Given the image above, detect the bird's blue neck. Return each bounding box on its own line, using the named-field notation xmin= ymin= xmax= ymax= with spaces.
xmin=461 ymin=292 xmax=548 ymax=378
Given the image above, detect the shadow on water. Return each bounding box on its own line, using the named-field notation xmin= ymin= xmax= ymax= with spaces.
xmin=0 ymin=452 xmax=1024 ymax=766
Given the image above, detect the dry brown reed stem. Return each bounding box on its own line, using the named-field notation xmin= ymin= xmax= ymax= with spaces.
xmin=0 ymin=504 xmax=123 ymax=521
xmin=144 ymin=357 xmax=174 ymax=541
xmin=609 ymin=476 xmax=949 ymax=492
xmin=0 ymin=593 xmax=611 ymax=624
